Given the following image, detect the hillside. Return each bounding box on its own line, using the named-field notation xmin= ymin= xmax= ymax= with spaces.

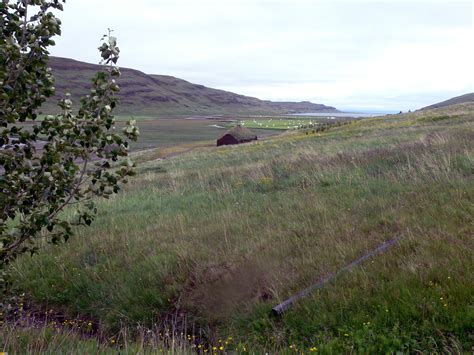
xmin=421 ymin=92 xmax=474 ymax=110
xmin=44 ymin=57 xmax=338 ymax=116
xmin=4 ymin=104 xmax=473 ymax=353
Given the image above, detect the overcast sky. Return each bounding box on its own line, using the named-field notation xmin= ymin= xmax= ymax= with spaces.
xmin=50 ymin=0 xmax=473 ymax=112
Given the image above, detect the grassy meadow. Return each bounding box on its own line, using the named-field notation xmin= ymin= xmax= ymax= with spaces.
xmin=31 ymin=116 xmax=280 ymax=152
xmin=116 ymin=117 xmax=280 ymax=151
xmin=2 ymin=104 xmax=474 ymax=353
xmin=240 ymin=118 xmax=324 ymax=130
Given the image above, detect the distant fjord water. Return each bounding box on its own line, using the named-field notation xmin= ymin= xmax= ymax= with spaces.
xmin=290 ymin=110 xmax=397 ymax=118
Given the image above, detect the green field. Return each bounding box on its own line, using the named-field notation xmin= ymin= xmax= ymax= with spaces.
xmin=33 ymin=114 xmax=348 ymax=152
xmin=120 ymin=118 xmax=226 ymax=151
xmin=30 ymin=116 xmax=281 ymax=152
xmin=3 ymin=104 xmax=474 ymax=353
xmin=240 ymin=118 xmax=331 ymax=130
xmin=122 ymin=118 xmax=279 ymax=151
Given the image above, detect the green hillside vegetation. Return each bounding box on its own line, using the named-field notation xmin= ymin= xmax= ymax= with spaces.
xmin=44 ymin=57 xmax=338 ymax=116
xmin=3 ymin=104 xmax=473 ymax=353
xmin=421 ymin=93 xmax=474 ymax=110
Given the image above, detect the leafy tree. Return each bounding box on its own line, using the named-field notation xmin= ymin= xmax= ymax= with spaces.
xmin=0 ymin=0 xmax=139 ymax=298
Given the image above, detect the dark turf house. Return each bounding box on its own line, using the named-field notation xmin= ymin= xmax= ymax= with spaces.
xmin=217 ymin=125 xmax=257 ymax=146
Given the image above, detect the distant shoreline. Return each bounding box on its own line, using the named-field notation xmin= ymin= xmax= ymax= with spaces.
xmin=289 ymin=111 xmax=388 ymax=118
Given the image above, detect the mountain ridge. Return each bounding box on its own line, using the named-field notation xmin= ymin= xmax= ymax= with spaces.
xmin=44 ymin=57 xmax=338 ymax=116
xmin=421 ymin=92 xmax=474 ymax=111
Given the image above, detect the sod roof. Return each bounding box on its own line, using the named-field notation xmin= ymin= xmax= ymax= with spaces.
xmin=218 ymin=125 xmax=257 ymax=141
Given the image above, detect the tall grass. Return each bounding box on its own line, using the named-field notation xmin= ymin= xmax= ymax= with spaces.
xmin=2 ymin=319 xmax=199 ymax=354
xmin=4 ymin=107 xmax=474 ymax=352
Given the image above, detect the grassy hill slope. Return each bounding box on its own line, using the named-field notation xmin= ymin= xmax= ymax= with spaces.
xmin=44 ymin=57 xmax=337 ymax=116
xmin=4 ymin=104 xmax=474 ymax=353
xmin=421 ymin=92 xmax=474 ymax=110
